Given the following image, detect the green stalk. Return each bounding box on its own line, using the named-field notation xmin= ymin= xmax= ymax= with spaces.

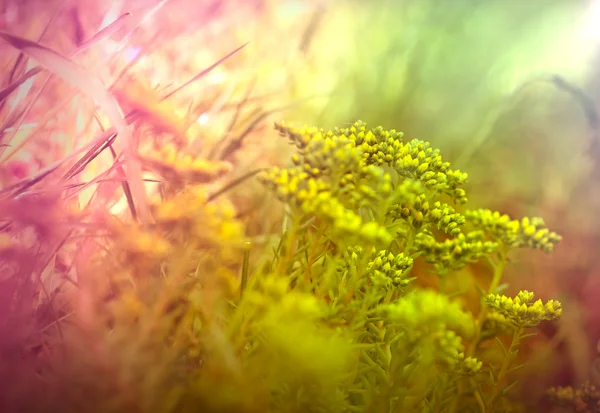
xmin=488 ymin=327 xmax=523 ymax=411
xmin=240 ymin=241 xmax=251 ymax=298
xmin=451 ymin=247 xmax=507 ymax=413
xmin=467 ymin=248 xmax=507 ymax=358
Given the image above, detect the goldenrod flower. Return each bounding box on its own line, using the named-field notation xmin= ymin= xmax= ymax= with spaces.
xmin=484 ymin=290 xmax=562 ymax=328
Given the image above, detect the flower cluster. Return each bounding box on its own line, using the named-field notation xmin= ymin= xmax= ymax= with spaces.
xmin=547 ymin=381 xmax=600 ymax=413
xmin=387 ymin=194 xmax=466 ymax=236
xmin=465 ymin=209 xmax=562 ymax=253
xmin=383 ymin=289 xmax=481 ymax=376
xmin=258 ymin=133 xmax=393 ymax=248
xmin=152 ymin=185 xmax=247 ymax=261
xmin=106 ymin=218 xmax=172 ymax=277
xmin=263 ymin=120 xmax=475 ymax=252
xmin=259 ymin=120 xmax=564 ymax=410
xmin=274 ymin=120 xmax=469 ymax=204
xmin=141 ymin=143 xmax=232 ymax=187
xmin=334 ymin=245 xmax=367 ymax=278
xmin=367 ymin=250 xmax=414 ymax=289
xmin=484 ymin=290 xmax=562 ymax=328
xmin=415 ymin=230 xmax=498 ymax=271
xmin=383 ymin=289 xmax=476 ymax=341
xmin=391 ymin=139 xmax=468 ymax=204
xmin=433 ymin=330 xmax=483 ymax=376
xmin=247 ymin=275 xmax=324 ymax=321
xmin=480 ymin=311 xmax=514 ymax=340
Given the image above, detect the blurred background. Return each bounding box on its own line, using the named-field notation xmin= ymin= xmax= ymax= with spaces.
xmin=2 ymin=0 xmax=600 ymax=409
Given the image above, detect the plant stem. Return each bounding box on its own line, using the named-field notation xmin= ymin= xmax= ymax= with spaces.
xmin=240 ymin=241 xmax=251 ymax=299
xmin=450 ymin=248 xmax=507 ymax=413
xmin=303 ymin=224 xmax=325 ymax=284
xmin=488 ymin=327 xmax=523 ymax=411
xmin=467 ymin=249 xmax=507 ymax=358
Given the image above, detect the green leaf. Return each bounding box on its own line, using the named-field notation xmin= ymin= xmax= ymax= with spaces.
xmin=488 ymin=365 xmax=498 ymax=385
xmin=474 ymin=281 xmax=486 ymax=298
xmin=507 ymin=364 xmax=526 ymax=374
xmin=494 ymin=336 xmax=508 ymax=357
xmin=501 ymin=380 xmax=520 ymax=395
xmin=519 ymin=332 xmax=538 ymax=340
xmin=447 ymin=290 xmax=465 ymax=300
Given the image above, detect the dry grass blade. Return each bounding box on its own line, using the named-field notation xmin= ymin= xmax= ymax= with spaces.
xmin=39 ymin=0 xmax=70 ymax=42
xmin=0 ymin=73 xmax=52 ymax=149
xmin=0 ymin=31 xmax=149 ymax=222
xmin=109 ymin=31 xmax=162 ymax=89
xmin=207 ymin=77 xmax=257 ymax=160
xmin=218 ymin=97 xmax=322 ymax=161
xmin=61 ymin=133 xmax=117 ymax=181
xmin=1 ymin=89 xmax=78 ymax=161
xmin=0 ymin=0 xmax=61 ymax=102
xmin=119 ymin=0 xmax=171 ymax=46
xmin=74 ymin=12 xmax=132 ymax=57
xmin=0 ymin=127 xmax=118 ymax=197
xmin=161 ymin=42 xmax=250 ymax=101
xmin=207 ymin=168 xmax=265 ymax=202
xmin=108 ymin=144 xmax=137 ymax=220
xmin=0 ymin=67 xmax=43 ymax=105
xmin=64 ymin=159 xmax=124 ymax=203
xmin=1 ymin=164 xmax=61 ymax=196
xmin=0 ymin=13 xmax=131 ymax=105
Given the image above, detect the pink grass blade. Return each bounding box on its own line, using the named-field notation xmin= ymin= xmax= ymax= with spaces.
xmin=73 ymin=13 xmax=132 ymax=57
xmin=1 ymin=128 xmax=116 ymax=197
xmin=99 ymin=0 xmax=125 ymax=32
xmin=0 ymin=73 xmax=52 ymax=151
xmin=0 ymin=32 xmax=149 ymax=222
xmin=119 ymin=0 xmax=170 ymax=47
xmin=161 ymin=42 xmax=250 ymax=101
xmin=1 ymin=89 xmax=78 ymax=160
xmin=0 ymin=13 xmax=131 ymax=105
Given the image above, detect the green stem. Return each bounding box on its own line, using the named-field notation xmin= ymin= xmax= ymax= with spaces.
xmin=438 ymin=269 xmax=448 ymax=294
xmin=488 ymin=327 xmax=523 ymax=411
xmin=450 ymin=248 xmax=507 ymax=413
xmin=467 ymin=249 xmax=507 ymax=358
xmin=240 ymin=241 xmax=251 ymax=299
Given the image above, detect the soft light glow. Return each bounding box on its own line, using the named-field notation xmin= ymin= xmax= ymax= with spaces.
xmin=124 ymin=46 xmax=142 ymax=63
xmin=208 ymin=71 xmax=227 ymax=85
xmin=582 ymin=0 xmax=600 ymax=42
xmin=196 ymin=113 xmax=209 ymax=125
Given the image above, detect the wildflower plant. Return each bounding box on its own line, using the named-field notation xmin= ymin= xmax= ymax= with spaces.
xmin=0 ymin=118 xmax=564 ymax=413
xmin=250 ymin=120 xmax=563 ymax=412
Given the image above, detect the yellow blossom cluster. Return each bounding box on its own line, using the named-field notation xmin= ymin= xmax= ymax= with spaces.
xmin=274 ymin=120 xmax=469 ymax=204
xmin=484 ymin=290 xmax=562 ymax=328
xmin=367 ymin=250 xmax=414 ymax=289
xmin=465 ymin=209 xmax=562 ymax=253
xmin=141 ymin=143 xmax=232 ymax=186
xmin=415 ymin=230 xmax=498 ymax=271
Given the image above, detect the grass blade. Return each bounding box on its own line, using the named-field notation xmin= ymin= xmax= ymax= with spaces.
xmin=0 ymin=13 xmax=131 ymax=105
xmin=0 ymin=31 xmax=149 ymax=222
xmin=207 ymin=168 xmax=264 ymax=202
xmin=161 ymin=42 xmax=249 ymax=101
xmin=119 ymin=0 xmax=171 ymax=46
xmin=74 ymin=13 xmax=132 ymax=57
xmin=1 ymin=127 xmax=117 ymax=197
xmin=240 ymin=242 xmax=251 ymax=298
